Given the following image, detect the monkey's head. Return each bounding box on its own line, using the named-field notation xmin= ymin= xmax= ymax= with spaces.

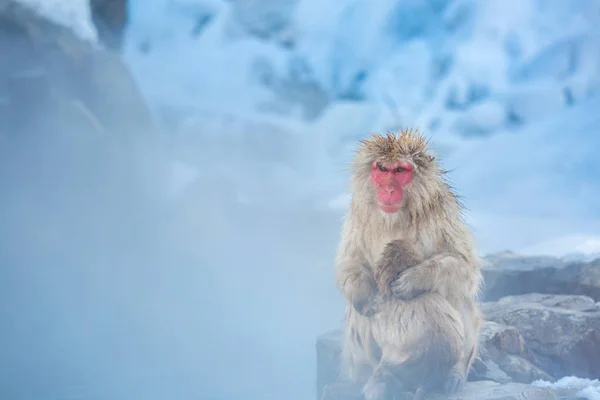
xmin=352 ymin=129 xmax=440 ymax=215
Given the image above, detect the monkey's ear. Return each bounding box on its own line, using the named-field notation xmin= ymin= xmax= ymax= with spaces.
xmin=415 ymin=153 xmax=436 ymax=167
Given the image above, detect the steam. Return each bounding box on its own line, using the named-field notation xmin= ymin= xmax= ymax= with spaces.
xmin=2 ymin=1 xmax=600 ymax=399
xmin=0 ymin=72 xmax=342 ymax=400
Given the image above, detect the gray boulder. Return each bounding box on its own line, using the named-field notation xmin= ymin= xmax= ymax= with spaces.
xmin=90 ymin=0 xmax=128 ymax=51
xmin=481 ymin=252 xmax=600 ymax=302
xmin=317 ymin=330 xmax=344 ymax=400
xmin=482 ymin=293 xmax=600 ymax=381
xmin=0 ymin=0 xmax=156 ymax=137
xmin=473 ymin=321 xmax=553 ymax=384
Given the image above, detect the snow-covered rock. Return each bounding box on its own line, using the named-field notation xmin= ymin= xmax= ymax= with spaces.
xmin=13 ymin=0 xmax=98 ymax=42
xmin=534 ymin=376 xmax=600 ymax=400
xmin=481 ymin=251 xmax=600 ymax=301
xmin=1 ymin=0 xmax=155 ymax=138
xmin=89 ymin=0 xmax=128 ymax=51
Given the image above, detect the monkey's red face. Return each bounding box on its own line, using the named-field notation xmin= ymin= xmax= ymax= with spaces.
xmin=370 ymin=160 xmax=414 ymax=213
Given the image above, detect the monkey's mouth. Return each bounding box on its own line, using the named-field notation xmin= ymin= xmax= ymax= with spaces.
xmin=378 ymin=202 xmax=401 ymax=213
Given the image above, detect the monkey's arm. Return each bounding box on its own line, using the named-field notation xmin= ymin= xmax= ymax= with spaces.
xmin=335 ymin=220 xmax=378 ymax=316
xmin=390 ymin=252 xmax=477 ymax=301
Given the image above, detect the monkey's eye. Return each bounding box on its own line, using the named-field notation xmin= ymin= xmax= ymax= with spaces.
xmin=394 ymin=167 xmax=406 ymax=173
xmin=376 ymin=162 xmax=387 ymax=172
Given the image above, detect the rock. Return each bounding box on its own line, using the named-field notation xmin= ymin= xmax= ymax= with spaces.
xmin=480 ymin=321 xmax=529 ymax=357
xmin=468 ymin=354 xmax=513 ymax=384
xmin=475 ymin=321 xmax=553 ymax=383
xmin=320 ymin=378 xmax=557 ymax=400
xmin=229 ymin=0 xmax=297 ymax=42
xmin=493 ymin=355 xmax=553 ymax=384
xmin=433 ymin=381 xmax=557 ymax=400
xmin=5 ymin=70 xmax=104 ymax=136
xmin=316 ymin=330 xmax=344 ymax=400
xmin=533 ymin=376 xmax=600 ymax=400
xmin=482 ymin=294 xmax=600 ymax=381
xmin=90 ymin=0 xmax=128 ymax=52
xmin=482 ymin=251 xmax=600 ymax=302
xmin=0 ymin=0 xmax=156 ymax=137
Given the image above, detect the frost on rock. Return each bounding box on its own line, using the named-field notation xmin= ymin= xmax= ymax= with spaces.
xmin=534 ymin=376 xmax=600 ymax=400
xmin=16 ymin=0 xmax=98 ymax=42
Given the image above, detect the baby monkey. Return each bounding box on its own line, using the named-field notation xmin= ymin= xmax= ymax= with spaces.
xmin=374 ymin=239 xmax=424 ymax=299
xmin=366 ymin=239 xmax=465 ymax=400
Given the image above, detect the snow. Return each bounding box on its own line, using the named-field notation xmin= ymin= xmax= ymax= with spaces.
xmin=534 ymin=376 xmax=600 ymax=400
xmin=122 ymin=0 xmax=600 ymax=149
xmin=16 ymin=0 xmax=98 ymax=42
xmin=520 ymin=235 xmax=600 ymax=262
xmin=124 ymin=0 xmax=290 ymax=116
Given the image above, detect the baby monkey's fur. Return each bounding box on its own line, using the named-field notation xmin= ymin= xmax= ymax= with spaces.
xmin=374 ymin=239 xmax=421 ymax=298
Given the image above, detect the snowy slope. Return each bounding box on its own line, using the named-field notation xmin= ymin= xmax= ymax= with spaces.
xmin=124 ymin=0 xmax=600 ymax=137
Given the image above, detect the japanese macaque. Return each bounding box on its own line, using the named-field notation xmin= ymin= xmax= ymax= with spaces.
xmin=333 ymin=130 xmax=483 ymax=400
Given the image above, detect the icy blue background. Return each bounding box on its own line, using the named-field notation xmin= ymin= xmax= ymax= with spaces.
xmin=1 ymin=1 xmax=600 ymax=399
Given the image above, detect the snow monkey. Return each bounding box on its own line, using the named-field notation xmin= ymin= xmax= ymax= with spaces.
xmin=333 ymin=130 xmax=483 ymax=400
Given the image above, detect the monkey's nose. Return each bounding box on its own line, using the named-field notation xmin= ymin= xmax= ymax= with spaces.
xmin=384 ymin=186 xmax=395 ymax=193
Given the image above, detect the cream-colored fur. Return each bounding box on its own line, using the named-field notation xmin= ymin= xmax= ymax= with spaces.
xmin=334 ymin=130 xmax=483 ymax=399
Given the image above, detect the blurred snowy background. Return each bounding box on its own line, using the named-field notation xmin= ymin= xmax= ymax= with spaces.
xmin=1 ymin=0 xmax=600 ymax=399
xmin=123 ymin=0 xmax=600 ymax=257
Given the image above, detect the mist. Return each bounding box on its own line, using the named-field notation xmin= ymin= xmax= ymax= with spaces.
xmin=0 ymin=65 xmax=343 ymax=400
xmin=2 ymin=0 xmax=600 ymax=399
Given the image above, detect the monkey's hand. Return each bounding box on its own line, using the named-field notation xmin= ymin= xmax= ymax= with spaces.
xmin=351 ymin=274 xmax=379 ymax=317
xmin=390 ymin=253 xmax=470 ymax=300
xmin=389 ymin=267 xmax=430 ymax=300
xmin=339 ymin=268 xmax=379 ymax=317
